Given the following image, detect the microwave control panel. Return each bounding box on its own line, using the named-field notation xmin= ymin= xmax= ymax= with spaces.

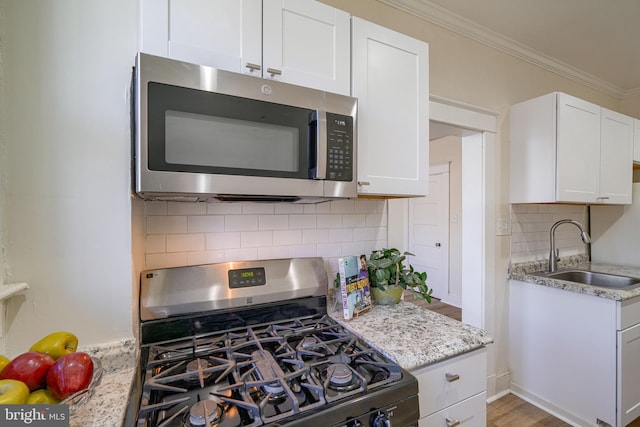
xmin=326 ymin=112 xmax=353 ymax=181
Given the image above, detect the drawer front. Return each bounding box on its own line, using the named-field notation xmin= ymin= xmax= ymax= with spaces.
xmin=619 ymin=295 xmax=640 ymax=331
xmin=412 ymin=348 xmax=487 ymax=417
xmin=419 ymin=392 xmax=487 ymax=427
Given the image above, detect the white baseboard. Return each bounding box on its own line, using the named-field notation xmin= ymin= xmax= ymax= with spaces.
xmin=486 ymin=370 xmax=511 ymax=403
xmin=510 ymin=383 xmax=600 ymax=427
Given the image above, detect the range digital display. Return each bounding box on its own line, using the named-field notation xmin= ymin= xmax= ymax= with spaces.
xmin=228 ymin=267 xmax=266 ymax=288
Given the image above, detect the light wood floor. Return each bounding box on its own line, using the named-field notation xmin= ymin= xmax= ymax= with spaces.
xmin=405 ymin=293 xmax=569 ymax=426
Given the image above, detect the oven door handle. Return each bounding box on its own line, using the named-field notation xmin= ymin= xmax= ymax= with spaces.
xmin=313 ymin=110 xmax=327 ymax=180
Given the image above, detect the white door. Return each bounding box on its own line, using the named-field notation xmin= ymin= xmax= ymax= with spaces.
xmin=409 ymin=164 xmax=450 ymax=302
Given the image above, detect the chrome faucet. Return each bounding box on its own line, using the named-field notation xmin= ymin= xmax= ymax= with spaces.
xmin=549 ymin=219 xmax=591 ymax=273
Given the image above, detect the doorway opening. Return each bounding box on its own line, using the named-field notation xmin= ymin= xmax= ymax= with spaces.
xmin=387 ymin=97 xmax=497 ymax=330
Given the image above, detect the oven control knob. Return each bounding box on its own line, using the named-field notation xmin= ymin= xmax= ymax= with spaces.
xmin=347 ymin=420 xmax=363 ymax=427
xmin=371 ymin=412 xmax=391 ymax=427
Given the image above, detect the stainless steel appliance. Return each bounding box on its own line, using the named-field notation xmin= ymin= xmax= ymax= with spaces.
xmin=124 ymin=257 xmax=419 ymax=426
xmin=134 ymin=53 xmax=358 ymax=203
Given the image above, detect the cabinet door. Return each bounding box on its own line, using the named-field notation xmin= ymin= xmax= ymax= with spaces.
xmin=419 ymin=392 xmax=486 ymax=427
xmin=600 ymin=108 xmax=633 ymax=204
xmin=618 ymin=322 xmax=640 ymax=426
xmin=352 ymin=17 xmax=429 ymax=196
xmin=141 ymin=0 xmax=262 ymax=74
xmin=634 ymin=119 xmax=640 ymax=163
xmin=555 ymin=93 xmax=600 ymax=203
xmin=263 ymin=0 xmax=350 ymax=95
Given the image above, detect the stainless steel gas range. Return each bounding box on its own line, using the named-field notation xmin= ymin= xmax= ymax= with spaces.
xmin=124 ymin=257 xmax=419 ymax=427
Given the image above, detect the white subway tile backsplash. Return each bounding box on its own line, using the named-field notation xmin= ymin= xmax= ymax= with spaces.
xmin=329 ymin=199 xmax=356 ymax=213
xmin=241 ymin=231 xmax=273 ymax=247
xmin=341 ymin=241 xmax=365 ymax=256
xmin=302 ymin=229 xmax=329 ymax=244
xmin=146 ymin=216 xmax=187 ymax=234
xmin=289 ymin=215 xmax=317 ymax=229
xmin=225 ymin=215 xmax=258 ymax=232
xmin=273 ymin=230 xmax=302 ymax=246
xmin=353 ymin=227 xmax=377 ymax=241
xmin=143 ymin=199 xmax=388 ymax=269
xmin=145 ymin=201 xmax=168 ymax=215
xmin=207 ymin=203 xmax=242 ymax=215
xmin=317 ymin=214 xmax=342 ymax=228
xmin=206 ymin=232 xmax=241 ymax=250
xmin=146 ymin=252 xmax=188 ymax=269
xmin=167 ymin=233 xmax=205 ymax=253
xmin=145 ymin=235 xmax=165 ymax=254
xmin=342 ymin=214 xmax=366 ymax=228
xmin=258 ymin=215 xmax=289 ymax=230
xmin=316 ymin=243 xmax=343 ymax=258
xmin=188 ymin=216 xmax=225 ymax=233
xmin=168 ymin=201 xmax=207 ymax=216
xmin=329 ymin=228 xmax=353 ymax=243
xmin=187 ymin=250 xmax=225 ymax=266
xmin=223 ymin=248 xmax=258 ymax=261
xmin=510 ymin=203 xmax=589 ymax=262
xmin=242 ymin=203 xmax=275 ymax=214
xmin=275 ymin=204 xmax=304 ymax=214
xmin=258 ymin=246 xmax=290 ymax=260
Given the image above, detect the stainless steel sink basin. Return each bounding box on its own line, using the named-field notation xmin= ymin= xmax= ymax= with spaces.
xmin=531 ymin=270 xmax=640 ymax=289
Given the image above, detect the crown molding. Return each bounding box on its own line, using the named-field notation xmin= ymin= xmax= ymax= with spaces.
xmin=378 ymin=0 xmax=638 ymax=99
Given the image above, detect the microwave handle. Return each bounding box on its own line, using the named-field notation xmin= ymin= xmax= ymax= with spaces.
xmin=313 ymin=110 xmax=327 ymax=180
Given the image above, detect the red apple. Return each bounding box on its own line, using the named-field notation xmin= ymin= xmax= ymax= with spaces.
xmin=46 ymin=352 xmax=93 ymax=400
xmin=0 ymin=351 xmax=55 ymax=391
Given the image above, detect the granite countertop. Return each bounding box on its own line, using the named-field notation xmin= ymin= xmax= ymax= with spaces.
xmin=510 ymin=256 xmax=640 ymax=301
xmin=69 ymin=338 xmax=137 ymax=427
xmin=329 ymin=301 xmax=493 ymax=371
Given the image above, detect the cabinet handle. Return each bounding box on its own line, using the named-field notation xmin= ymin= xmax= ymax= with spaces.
xmin=445 ymin=373 xmax=460 ymax=382
xmin=245 ymin=63 xmax=261 ymax=72
xmin=267 ymin=68 xmax=282 ymax=76
xmin=357 ymin=181 xmax=370 ymax=186
xmin=596 ymin=196 xmax=610 ymax=200
xmin=446 ymin=417 xmax=461 ymax=427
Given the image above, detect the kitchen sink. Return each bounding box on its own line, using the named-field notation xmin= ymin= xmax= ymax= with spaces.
xmin=531 ymin=270 xmax=640 ymax=289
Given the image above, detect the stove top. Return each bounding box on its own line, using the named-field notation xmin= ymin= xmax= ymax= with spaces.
xmin=125 ymin=258 xmax=419 ymax=427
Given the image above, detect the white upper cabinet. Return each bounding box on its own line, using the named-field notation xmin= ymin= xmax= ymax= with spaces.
xmin=600 ymin=108 xmax=634 ymax=204
xmin=509 ymin=92 xmax=633 ymax=204
xmin=140 ymin=0 xmax=350 ymax=95
xmin=352 ymin=17 xmax=429 ymax=197
xmin=634 ymin=119 xmax=640 ymax=163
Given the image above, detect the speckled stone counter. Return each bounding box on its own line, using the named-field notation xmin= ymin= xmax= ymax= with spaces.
xmin=510 ymin=256 xmax=640 ymax=301
xmin=70 ymin=338 xmax=137 ymax=427
xmin=329 ymin=302 xmax=492 ymax=371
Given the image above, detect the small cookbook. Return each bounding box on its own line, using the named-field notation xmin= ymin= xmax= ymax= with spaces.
xmin=338 ymin=254 xmax=373 ymax=320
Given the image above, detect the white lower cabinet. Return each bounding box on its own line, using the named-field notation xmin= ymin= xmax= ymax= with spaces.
xmin=510 ymin=279 xmax=640 ymax=426
xmin=411 ymin=347 xmax=487 ymax=426
xmin=419 ymin=393 xmax=487 ymax=427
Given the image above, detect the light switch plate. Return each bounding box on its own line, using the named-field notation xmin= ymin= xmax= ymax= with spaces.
xmin=496 ymin=218 xmax=511 ymax=236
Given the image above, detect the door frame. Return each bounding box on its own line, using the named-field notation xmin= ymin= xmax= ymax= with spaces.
xmin=388 ymin=95 xmax=497 ymax=330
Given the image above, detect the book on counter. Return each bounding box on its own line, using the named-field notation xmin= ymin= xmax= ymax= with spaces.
xmin=338 ymin=254 xmax=373 ymax=320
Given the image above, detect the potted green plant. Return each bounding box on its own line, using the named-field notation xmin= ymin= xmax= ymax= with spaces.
xmin=366 ymin=248 xmax=432 ymax=304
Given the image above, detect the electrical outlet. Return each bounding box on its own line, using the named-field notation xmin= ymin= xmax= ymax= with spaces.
xmin=496 ymin=218 xmax=511 ymax=236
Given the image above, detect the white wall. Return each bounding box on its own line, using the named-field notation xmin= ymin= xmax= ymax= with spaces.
xmin=1 ymin=0 xmax=137 ymax=355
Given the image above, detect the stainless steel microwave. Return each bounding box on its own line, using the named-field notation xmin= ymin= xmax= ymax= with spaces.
xmin=133 ymin=53 xmax=357 ymax=203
